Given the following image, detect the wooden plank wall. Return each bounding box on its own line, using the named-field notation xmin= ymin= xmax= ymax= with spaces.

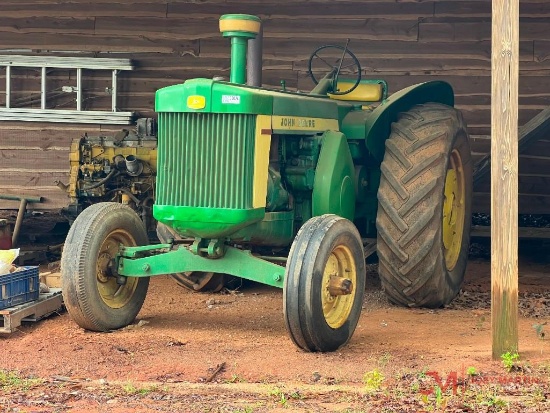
xmin=0 ymin=0 xmax=549 ymax=214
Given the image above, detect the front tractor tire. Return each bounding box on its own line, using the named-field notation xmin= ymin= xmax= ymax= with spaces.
xmin=61 ymin=202 xmax=150 ymax=331
xmin=376 ymin=103 xmax=473 ymax=308
xmin=284 ymin=215 xmax=366 ymax=352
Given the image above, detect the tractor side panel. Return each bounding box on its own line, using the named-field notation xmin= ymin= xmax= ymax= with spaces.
xmin=312 ymin=131 xmax=356 ymax=220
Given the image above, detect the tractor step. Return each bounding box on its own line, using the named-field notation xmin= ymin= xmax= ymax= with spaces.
xmin=0 ymin=289 xmax=64 ymax=334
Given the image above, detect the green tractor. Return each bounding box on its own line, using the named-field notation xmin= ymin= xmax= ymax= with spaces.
xmin=61 ymin=14 xmax=472 ymax=352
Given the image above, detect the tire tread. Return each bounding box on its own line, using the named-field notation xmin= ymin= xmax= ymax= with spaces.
xmin=376 ymin=103 xmax=472 ymax=307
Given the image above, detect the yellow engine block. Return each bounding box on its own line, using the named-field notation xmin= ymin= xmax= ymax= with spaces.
xmin=60 ymin=119 xmax=158 ymax=233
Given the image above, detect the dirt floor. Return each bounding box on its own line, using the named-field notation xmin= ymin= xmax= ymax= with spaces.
xmin=1 ymin=247 xmax=550 ymax=412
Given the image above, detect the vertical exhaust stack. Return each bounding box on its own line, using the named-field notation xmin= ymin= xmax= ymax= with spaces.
xmin=219 ymin=14 xmax=261 ymax=85
xmin=247 ymin=24 xmax=263 ymax=87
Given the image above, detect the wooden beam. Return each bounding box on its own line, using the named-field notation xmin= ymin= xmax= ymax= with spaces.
xmin=491 ymin=0 xmax=519 ymax=359
xmin=471 ymin=225 xmax=550 ymax=239
xmin=473 ymin=105 xmax=550 ymax=186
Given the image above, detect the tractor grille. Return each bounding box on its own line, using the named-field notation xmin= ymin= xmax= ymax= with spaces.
xmin=157 ymin=112 xmax=256 ymax=209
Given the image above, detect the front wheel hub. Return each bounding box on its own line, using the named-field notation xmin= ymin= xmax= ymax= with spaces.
xmin=96 ymin=252 xmax=112 ymax=283
xmin=96 ymin=228 xmax=140 ymax=309
xmin=328 ymin=275 xmax=353 ymax=296
xmin=321 ymin=245 xmax=358 ymax=329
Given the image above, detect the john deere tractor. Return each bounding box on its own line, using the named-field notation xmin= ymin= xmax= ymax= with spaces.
xmin=61 ymin=14 xmax=472 ymax=352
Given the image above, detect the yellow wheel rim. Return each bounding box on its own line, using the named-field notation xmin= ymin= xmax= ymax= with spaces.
xmin=96 ymin=229 xmax=139 ymax=309
xmin=321 ymin=245 xmax=357 ymax=329
xmin=443 ymin=148 xmax=466 ymax=271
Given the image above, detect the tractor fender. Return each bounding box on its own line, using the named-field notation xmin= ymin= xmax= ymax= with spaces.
xmin=312 ymin=130 xmax=355 ymax=220
xmin=363 ymin=81 xmax=454 ymax=162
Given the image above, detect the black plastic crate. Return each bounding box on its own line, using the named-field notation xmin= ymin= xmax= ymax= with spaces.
xmin=0 ymin=266 xmax=39 ymax=310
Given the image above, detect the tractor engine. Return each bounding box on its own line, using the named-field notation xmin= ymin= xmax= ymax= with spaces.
xmin=59 ymin=118 xmax=157 ymax=233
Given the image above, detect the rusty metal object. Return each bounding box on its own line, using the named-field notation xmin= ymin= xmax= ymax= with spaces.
xmin=0 ymin=219 xmax=11 ymax=249
xmin=0 ymin=194 xmax=43 ymax=248
xmin=328 ymin=275 xmax=353 ymax=296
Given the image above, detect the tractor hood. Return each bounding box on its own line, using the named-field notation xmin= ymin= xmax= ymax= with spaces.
xmin=155 ymin=78 xmax=340 ymax=121
xmin=153 ymin=78 xmax=343 ymax=240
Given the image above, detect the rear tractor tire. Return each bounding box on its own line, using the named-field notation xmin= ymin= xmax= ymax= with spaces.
xmin=156 ymin=222 xmax=229 ymax=293
xmin=376 ymin=103 xmax=473 ymax=308
xmin=61 ymin=202 xmax=150 ymax=331
xmin=170 ymin=271 xmax=226 ymax=293
xmin=284 ymin=215 xmax=366 ymax=352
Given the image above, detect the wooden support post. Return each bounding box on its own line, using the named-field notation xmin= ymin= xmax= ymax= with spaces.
xmin=491 ymin=0 xmax=519 ymax=359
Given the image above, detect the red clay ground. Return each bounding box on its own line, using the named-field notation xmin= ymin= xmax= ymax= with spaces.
xmin=1 ymin=255 xmax=550 ymax=412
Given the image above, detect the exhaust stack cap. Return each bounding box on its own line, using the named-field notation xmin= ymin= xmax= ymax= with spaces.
xmin=219 ymin=14 xmax=261 ymax=84
xmin=219 ymin=14 xmax=261 ymax=38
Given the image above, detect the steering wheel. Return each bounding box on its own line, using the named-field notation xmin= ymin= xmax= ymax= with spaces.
xmin=307 ymin=44 xmax=362 ymax=95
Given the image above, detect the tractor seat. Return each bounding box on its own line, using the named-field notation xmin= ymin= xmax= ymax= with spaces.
xmin=329 ymin=79 xmax=387 ymax=103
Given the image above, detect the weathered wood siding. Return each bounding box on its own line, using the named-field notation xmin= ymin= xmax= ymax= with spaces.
xmin=0 ymin=0 xmax=549 ymax=214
